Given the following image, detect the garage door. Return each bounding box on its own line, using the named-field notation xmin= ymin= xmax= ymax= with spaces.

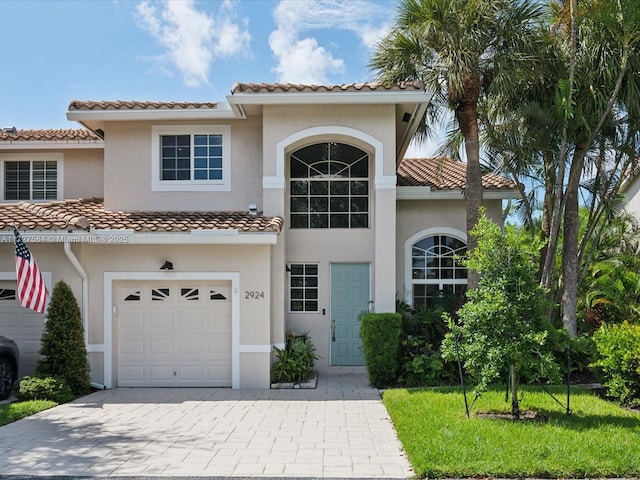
xmin=0 ymin=282 xmax=45 ymax=377
xmin=116 ymin=281 xmax=232 ymax=387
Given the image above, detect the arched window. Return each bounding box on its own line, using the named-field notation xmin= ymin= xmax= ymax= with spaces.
xmin=411 ymin=234 xmax=467 ymax=308
xmin=289 ymin=142 xmax=369 ymax=229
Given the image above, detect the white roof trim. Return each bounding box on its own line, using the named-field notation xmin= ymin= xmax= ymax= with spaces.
xmin=227 ymin=90 xmax=432 ymax=106
xmin=0 ymin=230 xmax=278 ymax=245
xmin=66 ymin=102 xmax=238 ymax=122
xmin=0 ymin=141 xmax=103 ymax=150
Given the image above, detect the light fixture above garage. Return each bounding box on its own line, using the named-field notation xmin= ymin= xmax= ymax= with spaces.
xmin=160 ymin=260 xmax=173 ymax=270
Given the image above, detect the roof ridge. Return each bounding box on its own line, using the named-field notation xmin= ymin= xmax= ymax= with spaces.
xmin=230 ymin=81 xmax=424 ymax=94
xmin=0 ymin=128 xmax=101 ymax=141
xmin=68 ymin=100 xmax=219 ymax=111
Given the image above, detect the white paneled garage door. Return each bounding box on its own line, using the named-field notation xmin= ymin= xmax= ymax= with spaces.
xmin=0 ymin=281 xmax=45 ymax=377
xmin=116 ymin=281 xmax=232 ymax=387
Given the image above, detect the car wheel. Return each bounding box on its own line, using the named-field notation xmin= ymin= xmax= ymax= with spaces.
xmin=0 ymin=357 xmax=16 ymax=401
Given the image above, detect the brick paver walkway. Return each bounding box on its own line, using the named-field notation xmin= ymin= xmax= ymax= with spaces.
xmin=0 ymin=374 xmax=414 ymax=478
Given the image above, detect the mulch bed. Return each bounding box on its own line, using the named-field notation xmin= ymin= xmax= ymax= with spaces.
xmin=476 ymin=410 xmax=549 ymax=422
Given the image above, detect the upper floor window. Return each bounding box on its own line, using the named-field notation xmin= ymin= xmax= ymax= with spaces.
xmin=411 ymin=234 xmax=467 ymax=309
xmin=289 ymin=142 xmax=369 ymax=229
xmin=1 ymin=154 xmax=62 ymax=201
xmin=151 ymin=125 xmax=231 ymax=192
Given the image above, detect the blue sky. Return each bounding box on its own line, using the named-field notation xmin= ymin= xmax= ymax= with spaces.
xmin=0 ymin=0 xmax=400 ymax=130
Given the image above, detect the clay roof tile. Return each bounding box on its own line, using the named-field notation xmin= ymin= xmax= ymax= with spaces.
xmin=0 ymin=128 xmax=101 ymax=142
xmin=230 ymin=81 xmax=424 ymax=94
xmin=397 ymin=157 xmax=516 ymax=190
xmin=0 ymin=198 xmax=283 ymax=234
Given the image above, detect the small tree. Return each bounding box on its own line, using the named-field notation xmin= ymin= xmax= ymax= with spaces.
xmin=442 ymin=211 xmax=560 ymax=418
xmin=37 ymin=280 xmax=91 ymax=396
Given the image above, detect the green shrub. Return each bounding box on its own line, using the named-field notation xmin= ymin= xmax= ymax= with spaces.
xmin=360 ymin=312 xmax=401 ymax=388
xmin=398 ymin=337 xmax=444 ymax=387
xmin=37 ymin=281 xmax=91 ymax=397
xmin=591 ymin=321 xmax=640 ymax=406
xmin=15 ymin=375 xmax=74 ymax=404
xmin=271 ymin=331 xmax=318 ymax=383
xmin=396 ymin=304 xmax=458 ymax=387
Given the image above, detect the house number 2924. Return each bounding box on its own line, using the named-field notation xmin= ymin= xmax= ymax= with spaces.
xmin=245 ymin=291 xmax=265 ymax=300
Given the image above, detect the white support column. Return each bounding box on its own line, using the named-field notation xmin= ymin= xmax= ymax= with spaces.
xmin=373 ymin=176 xmax=397 ymax=313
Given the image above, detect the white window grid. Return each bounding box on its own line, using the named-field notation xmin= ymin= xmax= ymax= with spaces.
xmin=288 ymin=263 xmax=319 ymax=313
xmin=151 ymin=125 xmax=231 ymax=192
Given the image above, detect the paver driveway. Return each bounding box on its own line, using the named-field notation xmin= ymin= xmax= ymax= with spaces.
xmin=0 ymin=374 xmax=414 ymax=478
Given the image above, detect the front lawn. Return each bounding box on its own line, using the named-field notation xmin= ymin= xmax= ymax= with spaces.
xmin=383 ymin=386 xmax=640 ymax=478
xmin=0 ymin=400 xmax=57 ymax=427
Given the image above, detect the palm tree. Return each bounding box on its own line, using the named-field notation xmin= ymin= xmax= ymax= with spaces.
xmin=371 ymin=0 xmax=544 ymax=288
xmin=483 ymin=0 xmax=640 ymax=337
xmin=556 ymin=0 xmax=640 ymax=337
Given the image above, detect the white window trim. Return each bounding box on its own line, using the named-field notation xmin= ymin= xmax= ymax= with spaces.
xmin=151 ymin=124 xmax=231 ymax=192
xmin=404 ymin=227 xmax=467 ymax=307
xmin=0 ymin=153 xmax=64 ymax=201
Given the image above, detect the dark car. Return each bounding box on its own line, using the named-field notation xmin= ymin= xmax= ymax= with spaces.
xmin=0 ymin=336 xmax=19 ymax=400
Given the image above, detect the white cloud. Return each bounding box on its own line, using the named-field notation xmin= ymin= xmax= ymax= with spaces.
xmin=269 ymin=0 xmax=393 ymax=84
xmin=135 ymin=0 xmax=251 ymax=88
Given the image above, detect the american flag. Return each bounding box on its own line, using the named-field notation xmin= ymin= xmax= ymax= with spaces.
xmin=14 ymin=227 xmax=47 ymax=313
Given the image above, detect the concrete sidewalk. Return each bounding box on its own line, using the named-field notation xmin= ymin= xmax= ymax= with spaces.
xmin=0 ymin=374 xmax=414 ymax=478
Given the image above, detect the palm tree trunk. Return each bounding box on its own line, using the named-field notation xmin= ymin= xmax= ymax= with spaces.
xmin=456 ymin=90 xmax=482 ymax=290
xmin=561 ymin=143 xmax=588 ymax=338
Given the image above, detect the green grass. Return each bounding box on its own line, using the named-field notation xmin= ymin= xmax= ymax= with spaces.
xmin=0 ymin=400 xmax=57 ymax=427
xmin=383 ymin=386 xmax=640 ymax=478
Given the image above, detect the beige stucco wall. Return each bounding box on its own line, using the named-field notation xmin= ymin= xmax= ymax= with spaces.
xmin=257 ymin=104 xmax=397 ymax=373
xmin=102 ymin=118 xmax=263 ymax=212
xmin=63 ymin=149 xmax=104 ymax=199
xmin=0 ymin=241 xmax=86 ymax=377
xmin=0 ymin=147 xmax=103 ymax=201
xmin=260 ymin=104 xmax=395 ymax=189
xmin=624 ymin=178 xmax=640 ymax=220
xmin=0 ymin=239 xmax=275 ymax=388
xmin=286 ymin=230 xmax=374 ymax=372
xmin=395 ymin=198 xmax=504 ymax=301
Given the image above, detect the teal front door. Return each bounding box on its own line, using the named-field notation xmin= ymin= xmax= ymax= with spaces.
xmin=330 ymin=263 xmax=370 ymax=366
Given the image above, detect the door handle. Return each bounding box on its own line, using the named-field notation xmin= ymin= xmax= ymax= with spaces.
xmin=331 ymin=320 xmax=336 ymax=342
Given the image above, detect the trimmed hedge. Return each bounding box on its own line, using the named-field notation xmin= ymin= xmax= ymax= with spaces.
xmin=15 ymin=375 xmax=74 ymax=404
xmin=592 ymin=321 xmax=640 ymax=407
xmin=360 ymin=312 xmax=402 ymax=388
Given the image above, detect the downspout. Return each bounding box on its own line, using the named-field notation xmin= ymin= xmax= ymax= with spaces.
xmin=63 ymin=241 xmax=105 ymax=390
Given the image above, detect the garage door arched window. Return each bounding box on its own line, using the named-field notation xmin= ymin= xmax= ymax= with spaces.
xmin=289 ymin=142 xmax=369 ymax=229
xmin=411 ymin=234 xmax=467 ymax=309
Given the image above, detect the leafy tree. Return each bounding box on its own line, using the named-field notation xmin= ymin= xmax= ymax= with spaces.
xmin=36 ymin=281 xmax=91 ymax=397
xmin=442 ymin=212 xmax=560 ymax=418
xmin=371 ymin=0 xmax=544 ymax=288
xmin=579 ymin=213 xmax=640 ymax=328
xmin=483 ymin=0 xmax=640 ymax=337
xmin=592 ymin=321 xmax=640 ymax=407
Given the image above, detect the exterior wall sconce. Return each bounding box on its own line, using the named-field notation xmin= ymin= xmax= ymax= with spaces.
xmin=160 ymin=260 xmax=174 ymax=270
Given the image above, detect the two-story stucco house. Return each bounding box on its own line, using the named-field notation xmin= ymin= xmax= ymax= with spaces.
xmin=0 ymin=82 xmax=517 ymax=389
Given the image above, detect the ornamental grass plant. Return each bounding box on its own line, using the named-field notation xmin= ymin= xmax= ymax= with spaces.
xmin=270 ymin=331 xmax=318 ymax=384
